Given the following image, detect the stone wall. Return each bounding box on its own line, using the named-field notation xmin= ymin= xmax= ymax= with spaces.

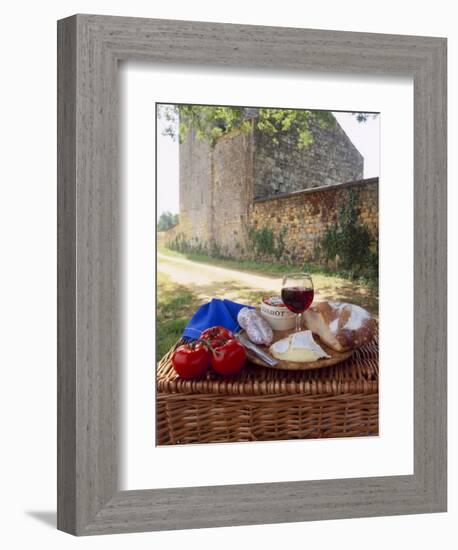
xmin=158 ymin=224 xmax=180 ymax=245
xmin=163 ymin=114 xmax=374 ymax=266
xmin=170 ymin=126 xmax=254 ymax=257
xmin=253 ymin=116 xmax=363 ymax=199
xmin=249 ymin=178 xmax=378 ymax=264
xmin=211 ymin=129 xmax=254 ymax=257
xmin=177 ymin=126 xmax=213 ymax=246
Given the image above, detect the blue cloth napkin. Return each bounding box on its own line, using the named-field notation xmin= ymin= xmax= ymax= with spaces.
xmin=183 ymin=299 xmax=253 ymax=340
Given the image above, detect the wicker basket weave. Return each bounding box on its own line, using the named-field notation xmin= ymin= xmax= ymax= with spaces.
xmin=156 ymin=332 xmax=378 ymax=445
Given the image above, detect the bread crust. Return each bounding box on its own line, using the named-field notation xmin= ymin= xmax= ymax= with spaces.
xmin=304 ymin=301 xmax=376 ymax=351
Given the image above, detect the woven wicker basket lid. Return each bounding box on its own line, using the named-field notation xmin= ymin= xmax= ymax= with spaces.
xmin=157 ymin=330 xmax=378 ymax=397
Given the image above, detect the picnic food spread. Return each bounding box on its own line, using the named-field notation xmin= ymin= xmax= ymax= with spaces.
xmin=161 ymin=288 xmax=379 ymax=444
xmin=171 ymin=292 xmax=375 ymax=377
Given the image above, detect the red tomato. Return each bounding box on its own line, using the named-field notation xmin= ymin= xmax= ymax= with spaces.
xmin=201 ymin=326 xmax=233 ymax=346
xmin=210 ymin=339 xmax=246 ymax=376
xmin=171 ymin=343 xmax=211 ymax=380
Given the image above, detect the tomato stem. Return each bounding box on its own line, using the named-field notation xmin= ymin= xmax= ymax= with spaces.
xmin=197 ymin=336 xmax=228 ymax=356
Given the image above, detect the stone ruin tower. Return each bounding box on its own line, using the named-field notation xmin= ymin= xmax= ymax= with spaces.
xmin=175 ymin=110 xmax=364 ymax=259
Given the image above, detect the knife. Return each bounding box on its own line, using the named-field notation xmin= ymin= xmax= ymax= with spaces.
xmin=235 ymin=333 xmax=279 ymax=367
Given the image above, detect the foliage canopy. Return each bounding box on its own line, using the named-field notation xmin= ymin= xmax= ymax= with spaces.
xmin=157 ymin=211 xmax=179 ymax=231
xmin=158 ymin=104 xmax=336 ymax=149
xmin=158 ymin=104 xmax=378 ymax=149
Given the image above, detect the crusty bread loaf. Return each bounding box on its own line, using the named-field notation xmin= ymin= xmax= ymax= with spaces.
xmin=303 ymin=301 xmax=376 ymax=352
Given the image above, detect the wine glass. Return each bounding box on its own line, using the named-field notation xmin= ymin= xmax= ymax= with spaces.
xmin=281 ymin=273 xmax=314 ymax=332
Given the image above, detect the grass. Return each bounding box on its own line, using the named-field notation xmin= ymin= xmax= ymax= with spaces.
xmin=156 ymin=272 xmax=200 ymax=360
xmin=156 ymin=274 xmax=272 ymax=361
xmin=156 ymin=245 xmax=379 ymax=360
xmin=157 ymin=243 xmax=378 ymax=291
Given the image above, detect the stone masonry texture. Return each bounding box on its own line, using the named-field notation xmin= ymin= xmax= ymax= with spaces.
xmin=250 ymin=179 xmax=378 ymax=264
xmin=164 ymin=112 xmax=377 ymax=266
xmin=253 ymin=116 xmax=363 ymax=198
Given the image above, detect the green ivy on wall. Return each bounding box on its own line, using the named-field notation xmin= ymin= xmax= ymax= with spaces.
xmin=318 ymin=189 xmax=378 ymax=280
xmin=248 ymin=225 xmax=288 ymax=260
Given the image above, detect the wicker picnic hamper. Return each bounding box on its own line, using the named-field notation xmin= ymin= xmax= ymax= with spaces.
xmin=156 ymin=332 xmax=378 ymax=445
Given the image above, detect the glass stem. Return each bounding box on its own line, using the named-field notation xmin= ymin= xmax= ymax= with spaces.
xmin=296 ymin=312 xmax=302 ymax=332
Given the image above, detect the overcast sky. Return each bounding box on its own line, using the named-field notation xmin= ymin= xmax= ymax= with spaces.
xmin=156 ymin=110 xmax=380 ymax=216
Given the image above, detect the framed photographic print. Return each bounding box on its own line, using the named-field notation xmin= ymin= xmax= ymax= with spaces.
xmin=57 ymin=14 xmax=447 ymax=535
xmin=155 ymin=101 xmax=380 ymax=447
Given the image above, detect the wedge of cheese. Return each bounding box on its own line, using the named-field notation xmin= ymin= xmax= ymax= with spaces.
xmin=269 ymin=330 xmax=330 ymax=362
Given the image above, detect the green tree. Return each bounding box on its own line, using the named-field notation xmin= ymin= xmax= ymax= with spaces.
xmin=158 ymin=104 xmax=378 ymax=149
xmin=158 ymin=104 xmax=335 ymax=149
xmin=157 ymin=211 xmax=179 ymax=231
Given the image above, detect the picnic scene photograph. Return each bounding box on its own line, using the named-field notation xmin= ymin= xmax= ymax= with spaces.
xmin=155 ymin=102 xmax=379 ymax=446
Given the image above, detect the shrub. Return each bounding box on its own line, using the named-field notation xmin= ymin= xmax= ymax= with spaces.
xmin=167 ymin=233 xmax=204 ymax=254
xmin=248 ymin=225 xmax=288 ymax=260
xmin=320 ymin=189 xmax=378 ymax=280
xmin=274 ymin=226 xmax=288 ymax=260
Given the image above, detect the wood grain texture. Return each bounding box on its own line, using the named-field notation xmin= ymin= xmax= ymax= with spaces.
xmin=57 ymin=16 xmax=77 ymax=534
xmin=57 ymin=14 xmax=447 ymax=535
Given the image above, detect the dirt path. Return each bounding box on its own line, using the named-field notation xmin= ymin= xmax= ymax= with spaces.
xmin=158 ymin=252 xmax=281 ymax=291
xmin=157 ymin=252 xmax=378 ymax=313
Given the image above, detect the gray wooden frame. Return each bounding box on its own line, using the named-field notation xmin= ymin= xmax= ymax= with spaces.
xmin=57 ymin=14 xmax=447 ymax=536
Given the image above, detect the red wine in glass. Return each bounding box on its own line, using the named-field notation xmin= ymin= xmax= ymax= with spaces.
xmin=281 ymin=287 xmax=314 ymax=314
xmin=281 ymin=273 xmax=314 ymax=332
